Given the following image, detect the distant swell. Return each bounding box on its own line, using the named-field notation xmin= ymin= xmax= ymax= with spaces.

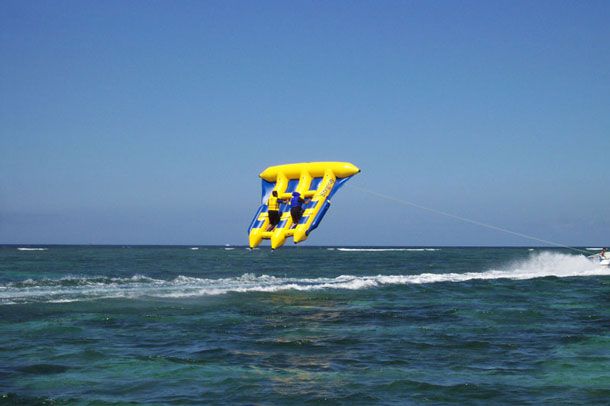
xmin=1 ymin=252 xmax=607 ymax=304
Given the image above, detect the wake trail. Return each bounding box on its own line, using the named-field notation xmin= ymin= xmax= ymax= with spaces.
xmin=1 ymin=252 xmax=607 ymax=304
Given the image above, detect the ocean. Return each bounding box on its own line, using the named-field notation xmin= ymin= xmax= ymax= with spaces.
xmin=1 ymin=246 xmax=609 ymax=404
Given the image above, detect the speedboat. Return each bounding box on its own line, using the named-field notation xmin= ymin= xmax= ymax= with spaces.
xmin=588 ymin=250 xmax=609 ymax=267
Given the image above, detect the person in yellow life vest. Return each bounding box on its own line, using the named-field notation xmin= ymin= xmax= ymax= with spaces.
xmin=266 ymin=191 xmax=283 ymax=231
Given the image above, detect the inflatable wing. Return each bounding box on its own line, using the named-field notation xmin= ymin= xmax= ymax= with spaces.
xmin=248 ymin=162 xmax=360 ymax=249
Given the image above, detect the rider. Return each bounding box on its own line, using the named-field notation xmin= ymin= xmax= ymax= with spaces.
xmin=290 ymin=192 xmax=306 ymax=226
xmin=266 ymin=190 xmax=282 ymax=231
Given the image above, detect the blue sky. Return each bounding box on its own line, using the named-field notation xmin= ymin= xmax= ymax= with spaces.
xmin=1 ymin=0 xmax=609 ymax=246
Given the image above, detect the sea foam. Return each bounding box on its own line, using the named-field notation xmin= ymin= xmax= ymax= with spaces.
xmin=333 ymin=248 xmax=440 ymax=252
xmin=17 ymin=248 xmax=48 ymax=251
xmin=1 ymin=252 xmax=606 ymax=305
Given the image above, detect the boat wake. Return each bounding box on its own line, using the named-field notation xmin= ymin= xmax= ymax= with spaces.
xmin=1 ymin=252 xmax=607 ymax=304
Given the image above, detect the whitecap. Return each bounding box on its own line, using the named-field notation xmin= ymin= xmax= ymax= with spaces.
xmin=335 ymin=248 xmax=439 ymax=252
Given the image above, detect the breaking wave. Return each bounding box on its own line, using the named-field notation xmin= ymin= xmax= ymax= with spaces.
xmin=17 ymin=248 xmax=48 ymax=251
xmin=1 ymin=252 xmax=607 ymax=304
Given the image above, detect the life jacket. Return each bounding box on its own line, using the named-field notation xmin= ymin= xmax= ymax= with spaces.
xmin=267 ymin=195 xmax=279 ymax=211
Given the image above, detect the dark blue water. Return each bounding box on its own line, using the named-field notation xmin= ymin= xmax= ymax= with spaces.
xmin=1 ymin=246 xmax=609 ymax=404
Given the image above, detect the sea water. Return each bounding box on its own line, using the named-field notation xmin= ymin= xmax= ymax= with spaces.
xmin=1 ymin=246 xmax=609 ymax=404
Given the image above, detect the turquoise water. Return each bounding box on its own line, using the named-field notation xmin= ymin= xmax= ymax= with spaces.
xmin=1 ymin=246 xmax=609 ymax=404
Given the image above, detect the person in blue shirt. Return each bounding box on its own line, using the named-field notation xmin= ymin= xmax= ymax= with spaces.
xmin=289 ymin=192 xmax=310 ymax=227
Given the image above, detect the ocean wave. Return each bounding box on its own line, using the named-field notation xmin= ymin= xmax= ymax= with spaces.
xmin=17 ymin=248 xmax=48 ymax=251
xmin=1 ymin=252 xmax=607 ymax=305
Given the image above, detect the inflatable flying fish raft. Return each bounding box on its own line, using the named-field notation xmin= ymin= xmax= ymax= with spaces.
xmin=248 ymin=162 xmax=360 ymax=249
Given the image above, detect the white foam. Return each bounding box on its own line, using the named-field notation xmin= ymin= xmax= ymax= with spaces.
xmin=190 ymin=247 xmax=199 ymax=250
xmin=587 ymin=248 xmax=603 ymax=251
xmin=335 ymin=248 xmax=440 ymax=252
xmin=1 ymin=252 xmax=607 ymax=305
xmin=17 ymin=248 xmax=48 ymax=251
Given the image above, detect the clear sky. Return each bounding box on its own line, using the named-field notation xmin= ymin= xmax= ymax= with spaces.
xmin=1 ymin=0 xmax=609 ymax=246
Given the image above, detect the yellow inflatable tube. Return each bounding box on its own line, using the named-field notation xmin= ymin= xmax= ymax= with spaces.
xmin=248 ymin=162 xmax=360 ymax=249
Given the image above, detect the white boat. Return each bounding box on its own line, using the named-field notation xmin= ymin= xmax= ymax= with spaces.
xmin=588 ymin=250 xmax=609 ymax=267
